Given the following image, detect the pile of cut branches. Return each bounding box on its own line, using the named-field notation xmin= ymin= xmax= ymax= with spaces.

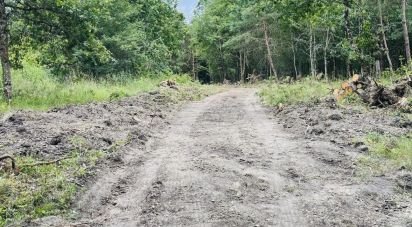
xmin=159 ymin=79 xmax=179 ymax=90
xmin=334 ymin=75 xmax=412 ymax=108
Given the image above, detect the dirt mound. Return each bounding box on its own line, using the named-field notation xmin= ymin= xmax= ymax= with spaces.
xmin=0 ymin=88 xmax=195 ymax=161
xmin=274 ymin=98 xmax=410 ymax=147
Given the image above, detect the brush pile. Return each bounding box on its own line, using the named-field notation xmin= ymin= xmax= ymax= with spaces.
xmin=334 ymin=75 xmax=412 ymax=109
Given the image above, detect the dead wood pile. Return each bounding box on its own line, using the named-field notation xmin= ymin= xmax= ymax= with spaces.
xmin=159 ymin=80 xmax=179 ymax=90
xmin=334 ymin=75 xmax=412 ymax=108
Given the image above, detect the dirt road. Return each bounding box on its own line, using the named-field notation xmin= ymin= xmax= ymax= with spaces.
xmin=71 ymin=89 xmax=410 ymax=226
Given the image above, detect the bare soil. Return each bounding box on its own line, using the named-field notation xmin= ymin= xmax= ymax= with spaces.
xmin=2 ymin=88 xmax=412 ymax=226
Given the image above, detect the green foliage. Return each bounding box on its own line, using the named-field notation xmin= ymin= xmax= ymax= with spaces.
xmin=0 ymin=150 xmax=104 ymax=226
xmin=357 ymin=133 xmax=412 ymax=177
xmin=0 ymin=61 xmax=176 ymax=112
xmin=0 ymin=60 xmax=222 ymax=112
xmin=7 ymin=0 xmax=186 ymax=76
xmin=191 ymin=0 xmax=412 ymax=82
xmin=380 ymin=65 xmax=412 ymax=86
xmin=365 ymin=133 xmax=412 ymax=170
xmin=259 ymin=79 xmax=339 ymax=106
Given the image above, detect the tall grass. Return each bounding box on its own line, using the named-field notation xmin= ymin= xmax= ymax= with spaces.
xmin=0 ymin=61 xmax=186 ymax=112
xmin=365 ymin=133 xmax=412 ymax=170
xmin=259 ymin=78 xmax=340 ymax=106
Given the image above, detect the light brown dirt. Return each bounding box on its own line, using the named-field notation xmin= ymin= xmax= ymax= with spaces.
xmin=23 ymin=89 xmax=412 ymax=226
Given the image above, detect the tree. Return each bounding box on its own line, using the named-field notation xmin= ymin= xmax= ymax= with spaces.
xmin=1 ymin=0 xmax=186 ymax=101
xmin=0 ymin=0 xmax=11 ymax=101
xmin=378 ymin=0 xmax=393 ymax=73
xmin=402 ymin=0 xmax=411 ymax=65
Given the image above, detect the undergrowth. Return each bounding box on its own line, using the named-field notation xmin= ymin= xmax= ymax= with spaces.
xmin=0 ymin=149 xmax=104 ymax=226
xmin=0 ymin=60 xmax=197 ymax=112
xmin=357 ymin=132 xmax=412 ymax=176
xmin=259 ymin=78 xmax=340 ymax=106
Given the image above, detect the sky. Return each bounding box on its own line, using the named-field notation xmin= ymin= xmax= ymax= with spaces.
xmin=177 ymin=0 xmax=198 ymax=23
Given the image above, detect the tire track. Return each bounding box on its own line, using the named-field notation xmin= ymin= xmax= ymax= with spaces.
xmin=72 ymin=88 xmax=408 ymax=227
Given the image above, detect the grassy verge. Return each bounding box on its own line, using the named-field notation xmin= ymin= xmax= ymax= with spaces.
xmin=259 ymin=78 xmax=340 ymax=106
xmin=357 ymin=133 xmax=412 ymax=176
xmin=0 ymin=148 xmax=104 ymax=226
xmin=0 ymin=61 xmax=200 ymax=112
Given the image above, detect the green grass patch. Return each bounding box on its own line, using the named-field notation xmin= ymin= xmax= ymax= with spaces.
xmin=357 ymin=133 xmax=412 ymax=177
xmin=0 ymin=149 xmax=104 ymax=226
xmin=0 ymin=61 xmax=198 ymax=112
xmin=379 ymin=66 xmax=412 ymax=86
xmin=259 ymin=78 xmax=340 ymax=106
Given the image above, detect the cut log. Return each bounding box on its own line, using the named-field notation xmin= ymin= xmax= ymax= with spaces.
xmin=159 ymin=80 xmax=179 ymax=90
xmin=334 ymin=75 xmax=412 ymax=108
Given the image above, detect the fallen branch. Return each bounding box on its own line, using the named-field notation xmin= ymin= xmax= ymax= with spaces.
xmin=22 ymin=157 xmax=70 ymax=167
xmin=1 ymin=155 xmax=72 ymax=174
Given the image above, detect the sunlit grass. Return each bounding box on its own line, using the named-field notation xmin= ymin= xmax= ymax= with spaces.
xmin=259 ymin=78 xmax=340 ymax=106
xmin=357 ymin=132 xmax=412 ymax=178
xmin=0 ymin=61 xmax=196 ymax=112
xmin=365 ymin=132 xmax=412 ymax=170
xmin=0 ymin=148 xmax=104 ymax=226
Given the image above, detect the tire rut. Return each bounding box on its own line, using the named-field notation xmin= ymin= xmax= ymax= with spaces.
xmin=73 ymin=88 xmax=409 ymax=226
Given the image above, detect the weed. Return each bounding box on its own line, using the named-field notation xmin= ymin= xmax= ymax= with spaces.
xmin=0 ymin=149 xmax=104 ymax=226
xmin=0 ymin=61 xmax=197 ymax=112
xmin=357 ymin=132 xmax=412 ymax=177
xmin=259 ymin=78 xmax=339 ymax=106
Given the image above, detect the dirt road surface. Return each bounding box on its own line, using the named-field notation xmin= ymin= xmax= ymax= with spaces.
xmin=59 ymin=89 xmax=410 ymax=226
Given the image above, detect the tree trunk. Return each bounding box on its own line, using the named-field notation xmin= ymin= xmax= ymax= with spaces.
xmin=309 ymin=26 xmax=316 ymax=78
xmin=324 ymin=28 xmax=330 ymax=80
xmin=239 ymin=51 xmax=246 ymax=83
xmin=291 ymin=33 xmax=298 ymax=80
xmin=376 ymin=59 xmax=381 ymax=77
xmin=309 ymin=26 xmax=313 ymax=77
xmin=218 ymin=41 xmax=226 ymax=82
xmin=344 ymin=0 xmax=352 ymax=77
xmin=402 ymin=0 xmax=412 ymax=65
xmin=243 ymin=52 xmax=246 ymax=82
xmin=192 ymin=49 xmax=197 ymax=80
xmin=0 ymin=0 xmax=12 ymax=102
xmin=263 ymin=20 xmax=278 ymax=80
xmin=378 ymin=0 xmax=393 ymax=73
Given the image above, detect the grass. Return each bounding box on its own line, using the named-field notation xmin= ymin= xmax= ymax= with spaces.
xmin=0 ymin=148 xmax=104 ymax=226
xmin=0 ymin=61 xmax=198 ymax=112
xmin=379 ymin=66 xmax=412 ymax=86
xmin=259 ymin=78 xmax=340 ymax=106
xmin=357 ymin=132 xmax=412 ymax=177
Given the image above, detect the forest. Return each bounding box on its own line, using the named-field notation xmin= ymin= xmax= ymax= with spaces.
xmin=1 ymin=0 xmax=412 ymax=99
xmin=190 ymin=0 xmax=412 ymax=83
xmin=0 ymin=0 xmax=412 ymax=226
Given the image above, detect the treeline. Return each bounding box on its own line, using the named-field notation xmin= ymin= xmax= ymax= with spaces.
xmin=0 ymin=0 xmax=187 ymax=101
xmin=190 ymin=0 xmax=412 ymax=83
xmin=2 ymin=0 xmax=412 ymax=101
